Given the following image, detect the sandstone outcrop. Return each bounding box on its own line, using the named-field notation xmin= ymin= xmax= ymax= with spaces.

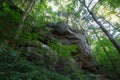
xmin=45 ymin=22 xmax=96 ymax=72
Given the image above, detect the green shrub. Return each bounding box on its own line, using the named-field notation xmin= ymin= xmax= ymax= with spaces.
xmin=0 ymin=44 xmax=97 ymax=80
xmin=0 ymin=44 xmax=71 ymax=80
xmin=70 ymin=71 xmax=96 ymax=80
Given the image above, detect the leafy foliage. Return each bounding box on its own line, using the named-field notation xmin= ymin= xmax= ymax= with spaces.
xmin=0 ymin=2 xmax=21 ymax=41
xmin=0 ymin=2 xmax=21 ymax=23
xmin=100 ymin=0 xmax=120 ymax=8
xmin=0 ymin=44 xmax=96 ymax=80
xmin=48 ymin=40 xmax=77 ymax=59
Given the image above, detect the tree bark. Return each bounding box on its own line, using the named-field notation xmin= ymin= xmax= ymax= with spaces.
xmin=19 ymin=0 xmax=35 ymax=31
xmin=93 ymin=29 xmax=120 ymax=79
xmin=79 ymin=0 xmax=120 ymax=53
xmin=15 ymin=0 xmax=35 ymax=39
xmin=14 ymin=0 xmax=35 ymax=63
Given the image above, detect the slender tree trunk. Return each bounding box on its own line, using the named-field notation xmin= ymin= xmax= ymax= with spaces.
xmin=79 ymin=0 xmax=120 ymax=53
xmin=19 ymin=0 xmax=35 ymax=32
xmin=90 ymin=11 xmax=120 ymax=54
xmin=14 ymin=0 xmax=35 ymax=63
xmin=15 ymin=0 xmax=35 ymax=39
xmin=88 ymin=0 xmax=93 ymax=7
xmin=93 ymin=29 xmax=120 ymax=79
xmin=103 ymin=18 xmax=120 ymax=32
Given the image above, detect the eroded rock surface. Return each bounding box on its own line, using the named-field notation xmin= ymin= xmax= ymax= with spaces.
xmin=45 ymin=22 xmax=96 ymax=72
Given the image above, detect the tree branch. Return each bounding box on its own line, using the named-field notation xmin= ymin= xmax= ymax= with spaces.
xmin=88 ymin=0 xmax=94 ymax=8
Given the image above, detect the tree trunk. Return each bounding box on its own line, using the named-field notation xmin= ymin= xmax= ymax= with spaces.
xmin=14 ymin=0 xmax=35 ymax=63
xmin=90 ymin=10 xmax=120 ymax=54
xmin=103 ymin=18 xmax=120 ymax=32
xmin=19 ymin=0 xmax=35 ymax=32
xmin=93 ymin=29 xmax=120 ymax=79
xmin=15 ymin=0 xmax=35 ymax=39
xmin=79 ymin=0 xmax=120 ymax=53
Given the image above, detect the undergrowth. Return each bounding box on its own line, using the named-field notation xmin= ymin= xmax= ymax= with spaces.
xmin=0 ymin=44 xmax=96 ymax=80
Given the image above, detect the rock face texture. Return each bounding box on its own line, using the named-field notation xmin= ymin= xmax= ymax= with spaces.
xmin=45 ymin=22 xmax=96 ymax=72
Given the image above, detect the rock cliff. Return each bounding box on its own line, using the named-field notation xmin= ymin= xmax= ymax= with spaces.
xmin=44 ymin=22 xmax=96 ymax=72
